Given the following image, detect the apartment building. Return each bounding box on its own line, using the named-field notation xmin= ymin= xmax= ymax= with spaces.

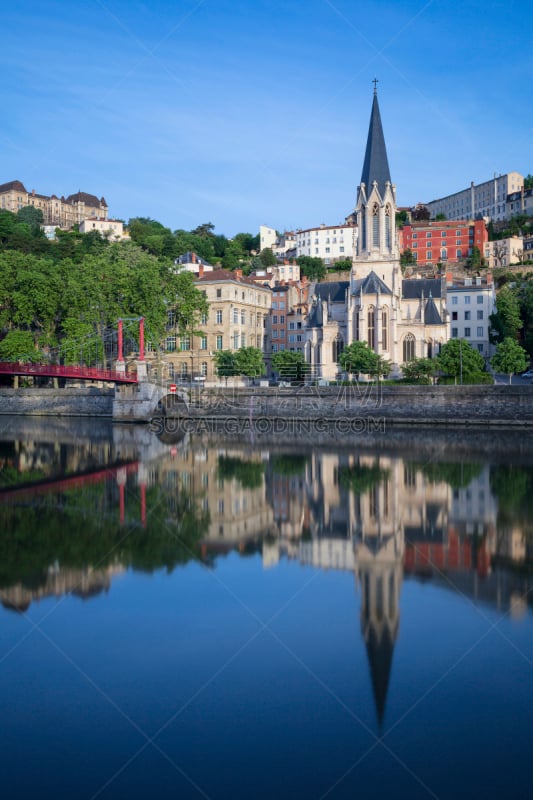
xmin=0 ymin=180 xmax=108 ymax=228
xmin=79 ymin=218 xmax=128 ymax=241
xmin=425 ymin=172 xmax=523 ymax=222
xmin=483 ymin=237 xmax=524 ymax=268
xmin=506 ymin=187 xmax=533 ymax=218
xmin=295 ymin=222 xmax=356 ymax=265
xmin=151 ymin=268 xmax=271 ymax=383
xmin=446 ymin=273 xmax=496 ymax=359
xmin=398 ymin=219 xmax=488 ymax=266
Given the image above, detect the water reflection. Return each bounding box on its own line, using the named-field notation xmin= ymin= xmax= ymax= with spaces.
xmin=1 ymin=425 xmax=532 ymax=727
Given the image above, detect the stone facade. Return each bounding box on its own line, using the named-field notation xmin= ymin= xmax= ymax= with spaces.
xmin=0 ymin=180 xmax=108 ymax=229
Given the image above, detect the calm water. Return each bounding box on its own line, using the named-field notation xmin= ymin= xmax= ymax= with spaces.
xmin=0 ymin=420 xmax=532 ymax=800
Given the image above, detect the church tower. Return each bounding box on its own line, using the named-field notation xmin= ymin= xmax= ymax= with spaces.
xmin=352 ymin=84 xmax=400 ymax=288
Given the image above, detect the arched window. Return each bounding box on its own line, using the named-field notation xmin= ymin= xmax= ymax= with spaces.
xmin=368 ymin=307 xmax=375 ymax=349
xmin=372 ymin=203 xmax=380 ymax=248
xmin=385 ymin=204 xmax=392 ymax=249
xmin=382 ymin=308 xmax=388 ymax=350
xmin=403 ymin=333 xmax=416 ymax=362
xmin=332 ymin=336 xmax=344 ymax=363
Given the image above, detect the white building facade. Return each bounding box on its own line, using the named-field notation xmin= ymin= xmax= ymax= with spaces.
xmin=426 ymin=172 xmax=524 ymax=222
xmin=447 ymin=276 xmax=496 ymax=360
xmin=295 ymin=223 xmax=356 ymax=265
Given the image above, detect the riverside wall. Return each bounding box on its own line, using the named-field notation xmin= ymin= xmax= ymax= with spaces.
xmin=176 ymin=384 xmax=533 ymax=427
xmin=0 ymin=387 xmax=114 ymax=417
xmin=0 ymin=384 xmax=533 ymax=426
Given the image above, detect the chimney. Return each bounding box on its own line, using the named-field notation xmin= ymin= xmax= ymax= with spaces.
xmin=32 ymin=188 xmax=36 ymax=196
xmin=198 ymin=264 xmax=204 ymax=278
xmin=235 ymin=268 xmax=243 ymax=279
xmin=445 ymin=271 xmax=453 ymax=287
xmin=191 ymin=252 xmax=196 ymax=263
xmin=487 ymin=272 xmax=493 ymax=285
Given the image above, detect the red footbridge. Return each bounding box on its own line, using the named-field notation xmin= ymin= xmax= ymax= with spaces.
xmin=0 ymin=317 xmax=144 ymax=385
xmin=0 ymin=362 xmax=138 ymax=384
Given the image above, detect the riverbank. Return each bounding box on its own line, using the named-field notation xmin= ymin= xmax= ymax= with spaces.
xmin=1 ymin=384 xmax=533 ymax=427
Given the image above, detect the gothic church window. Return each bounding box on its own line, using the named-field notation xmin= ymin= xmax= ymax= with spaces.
xmin=332 ymin=336 xmax=344 ymax=363
xmin=403 ymin=333 xmax=415 ymax=362
xmin=368 ymin=308 xmax=375 ymax=349
xmin=382 ymin=309 xmax=388 ymax=350
xmin=385 ymin=204 xmax=392 ymax=249
xmin=372 ymin=204 xmax=379 ymax=248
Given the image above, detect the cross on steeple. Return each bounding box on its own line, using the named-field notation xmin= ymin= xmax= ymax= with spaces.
xmin=372 ymin=77 xmax=379 ymax=95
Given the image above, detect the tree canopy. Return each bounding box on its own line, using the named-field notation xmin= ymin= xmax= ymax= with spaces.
xmin=490 ymin=337 xmax=528 ymax=383
xmin=437 ymin=338 xmax=486 ymax=382
xmin=271 ymin=350 xmax=309 ymax=382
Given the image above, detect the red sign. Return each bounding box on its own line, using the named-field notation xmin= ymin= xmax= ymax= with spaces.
xmin=169 ymin=384 xmax=177 ymax=393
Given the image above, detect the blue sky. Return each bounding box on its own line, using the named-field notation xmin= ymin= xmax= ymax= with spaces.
xmin=1 ymin=0 xmax=532 ymax=236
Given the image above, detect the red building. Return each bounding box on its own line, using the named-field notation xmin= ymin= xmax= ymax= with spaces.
xmin=398 ymin=219 xmax=488 ymax=266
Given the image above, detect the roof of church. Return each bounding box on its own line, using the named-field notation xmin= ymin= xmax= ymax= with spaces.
xmin=358 ymin=271 xmax=393 ymax=296
xmin=307 ymin=301 xmax=324 ymax=328
xmin=424 ymin=296 xmax=443 ymax=325
xmin=366 ymin=624 xmax=396 ymax=727
xmin=402 ymin=278 xmax=444 ymax=299
xmin=360 ymin=91 xmax=392 ymax=197
xmin=314 ymin=280 xmax=349 ymax=303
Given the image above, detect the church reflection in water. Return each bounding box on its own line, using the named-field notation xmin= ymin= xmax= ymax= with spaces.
xmin=1 ymin=435 xmax=532 ymax=722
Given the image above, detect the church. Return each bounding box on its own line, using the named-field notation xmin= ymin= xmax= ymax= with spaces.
xmin=305 ymin=87 xmax=450 ymax=379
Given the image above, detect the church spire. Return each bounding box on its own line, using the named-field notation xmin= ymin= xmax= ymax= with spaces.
xmin=360 ymin=83 xmax=391 ymax=197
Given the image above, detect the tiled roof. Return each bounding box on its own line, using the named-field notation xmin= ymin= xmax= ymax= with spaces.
xmin=424 ymin=297 xmax=443 ymax=325
xmin=314 ymin=281 xmax=349 ymax=303
xmin=358 ymin=271 xmax=392 ymax=296
xmin=65 ymin=191 xmax=107 ymax=207
xmin=402 ymin=278 xmax=444 ymax=299
xmin=0 ymin=180 xmax=28 ymax=193
xmin=197 ymin=268 xmax=270 ymax=288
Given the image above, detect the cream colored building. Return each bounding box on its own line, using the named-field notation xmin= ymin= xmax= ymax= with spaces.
xmin=0 ymin=180 xmax=108 ymax=229
xmin=426 ymin=172 xmax=524 ymax=222
xmin=150 ymin=267 xmax=272 ymax=383
xmin=483 ymin=236 xmax=524 ymax=268
xmin=79 ymin=217 xmax=128 ymax=240
xmin=296 ymin=222 xmax=356 ymax=265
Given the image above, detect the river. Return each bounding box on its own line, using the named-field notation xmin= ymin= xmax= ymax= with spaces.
xmin=0 ymin=419 xmax=531 ymax=799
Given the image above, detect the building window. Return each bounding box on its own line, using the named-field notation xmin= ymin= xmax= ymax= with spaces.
xmin=464 ymin=327 xmax=471 ymax=337
xmin=166 ymin=336 xmax=176 ymax=352
xmin=477 ymin=295 xmax=484 ymax=304
xmin=180 ymin=336 xmax=190 ymax=351
xmin=464 ymin=311 xmax=471 ymax=321
xmin=272 ymin=344 xmax=278 ymax=352
xmin=200 ymin=336 xmax=207 ymax=350
xmin=216 ymin=310 xmax=223 ymax=324
xmin=452 ymin=327 xmax=458 ymax=338
xmin=216 ymin=335 xmax=223 ymax=350
xmin=233 ymin=308 xmax=238 ymax=324
xmin=372 ymin=204 xmax=379 ymax=247
xmin=382 ymin=309 xmax=388 ymax=350
xmin=426 ymin=250 xmax=432 ymax=260
xmin=403 ymin=333 xmax=415 ymax=362
xmin=332 ymin=336 xmax=344 ymax=363
xmin=477 ymin=344 xmax=484 ymax=353
xmin=180 ymin=363 xmax=188 ymax=377
xmin=452 ymin=311 xmax=458 ymax=320
xmin=241 ymin=333 xmax=246 ymax=347
xmin=201 ymin=312 xmax=208 ymax=324
xmin=241 ymin=310 xmax=246 ymax=324
xmin=216 ymin=289 xmax=222 ymax=298
xmin=464 ymin=296 xmax=471 ymax=305
xmin=168 ymin=362 xmax=174 ymax=378
xmin=368 ymin=308 xmax=375 ymax=349
xmin=233 ymin=332 xmax=239 ymax=349
xmin=477 ymin=327 xmax=484 ymax=337
xmin=273 ymin=315 xmax=278 ymax=324
xmin=477 ymin=310 xmax=483 ymax=320
xmin=280 ymin=315 xmax=285 ymax=324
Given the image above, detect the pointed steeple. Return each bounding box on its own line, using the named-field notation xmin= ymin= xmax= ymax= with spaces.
xmin=360 ymin=85 xmax=391 ymax=197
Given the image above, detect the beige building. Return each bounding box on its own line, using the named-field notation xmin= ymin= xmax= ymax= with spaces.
xmin=483 ymin=236 xmax=524 ymax=268
xmin=150 ymin=267 xmax=272 ymax=383
xmin=79 ymin=217 xmax=128 ymax=240
xmin=426 ymin=172 xmax=524 ymax=222
xmin=0 ymin=180 xmax=108 ymax=229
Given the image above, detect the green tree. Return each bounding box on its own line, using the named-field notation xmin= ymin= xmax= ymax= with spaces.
xmin=402 ymin=357 xmax=436 ymax=384
xmin=333 ymin=259 xmax=352 ymax=271
xmin=17 ymin=206 xmax=44 ymax=229
xmin=435 ymin=213 xmax=447 ymax=221
xmin=0 ymin=330 xmax=42 ymax=362
xmin=491 ymin=337 xmax=529 ymax=383
xmin=468 ymin=245 xmax=482 ymax=269
xmin=437 ymin=338 xmax=486 ymax=383
xmin=217 ymin=456 xmax=264 ymax=489
xmin=400 ymin=248 xmax=416 ymax=267
xmin=296 ymin=256 xmax=326 ymax=281
xmin=234 ymin=347 xmax=265 ymax=379
xmin=221 ymin=240 xmax=245 ymax=270
xmin=271 ymin=350 xmax=309 ymax=382
xmin=214 ymin=350 xmax=236 ymax=381
xmin=258 ymin=247 xmax=276 ymax=267
xmin=524 ymin=174 xmax=533 ymax=190
xmin=340 ymin=340 xmax=377 ymax=377
xmin=490 ymin=286 xmax=522 ymax=343
xmin=395 ymin=210 xmax=408 ymax=227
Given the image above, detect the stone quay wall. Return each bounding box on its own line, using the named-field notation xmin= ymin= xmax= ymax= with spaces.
xmin=179 ymin=385 xmax=533 ymax=427
xmin=0 ymin=384 xmax=533 ymax=426
xmin=0 ymin=387 xmax=114 ymax=417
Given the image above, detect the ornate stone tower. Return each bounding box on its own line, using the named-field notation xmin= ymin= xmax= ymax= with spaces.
xmin=352 ymin=85 xmax=401 ymax=291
